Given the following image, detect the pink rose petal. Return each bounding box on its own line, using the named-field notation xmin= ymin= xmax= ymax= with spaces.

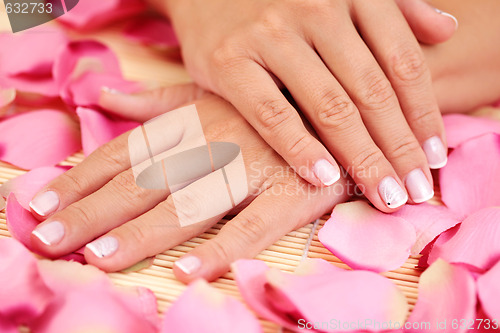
xmin=0 ymin=166 xmax=69 ymax=210
xmin=477 ymin=260 xmax=500 ymax=320
xmin=0 ymin=74 xmax=59 ymax=98
xmin=161 ymin=279 xmax=262 ymax=333
xmin=123 ymin=17 xmax=179 ymax=48
xmin=391 ymin=203 xmax=461 ymax=255
xmin=232 ymin=259 xmax=299 ymax=331
xmin=6 ymin=194 xmax=41 ymax=250
xmin=265 ymin=258 xmax=408 ymax=332
xmin=429 ymin=207 xmax=500 ymax=272
xmin=0 ymin=109 xmax=81 ymax=169
xmin=440 ymin=133 xmax=500 ymax=218
xmin=55 ymin=0 xmax=146 ymax=31
xmin=444 ymin=114 xmax=500 ymax=149
xmin=318 ymin=201 xmax=416 ymax=272
xmin=406 ymin=259 xmax=476 ymax=333
xmin=68 ymin=72 xmax=141 ymax=108
xmin=0 ymin=315 xmax=17 ymax=333
xmin=77 ymin=107 xmax=139 ymax=156
xmin=0 ymin=238 xmax=54 ymax=325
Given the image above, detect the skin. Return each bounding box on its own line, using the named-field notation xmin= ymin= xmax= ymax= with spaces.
xmin=31 ymin=0 xmax=500 ymax=283
xmin=148 ymin=0 xmax=459 ymax=212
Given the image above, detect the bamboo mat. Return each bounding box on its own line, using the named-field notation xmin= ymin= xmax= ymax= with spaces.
xmin=1 ymin=11 xmax=498 ymax=333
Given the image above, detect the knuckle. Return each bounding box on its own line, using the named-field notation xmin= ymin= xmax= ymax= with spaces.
xmin=352 ymin=148 xmax=386 ymax=173
xmin=255 ymin=99 xmax=292 ymax=132
xmin=390 ymin=48 xmax=427 ymax=83
xmin=285 ymin=133 xmax=314 ymax=161
xmin=229 ymin=213 xmax=269 ymax=246
xmin=360 ymin=72 xmax=395 ymax=109
xmin=387 ymin=138 xmax=422 ymax=160
xmin=96 ymin=140 xmax=130 ymax=168
xmin=409 ymin=108 xmax=440 ymax=129
xmin=170 ymin=190 xmax=202 ymax=222
xmin=315 ymin=90 xmax=357 ymax=129
xmin=208 ymin=240 xmax=234 ymax=263
xmin=65 ymin=204 xmax=96 ymax=233
xmin=58 ymin=171 xmax=89 ymax=198
xmin=121 ymin=223 xmax=150 ymax=249
xmin=210 ymin=42 xmax=246 ymax=72
xmin=109 ymin=172 xmax=144 ymax=202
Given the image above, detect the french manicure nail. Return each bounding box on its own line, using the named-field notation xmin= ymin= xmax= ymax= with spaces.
xmin=101 ymin=86 xmax=121 ymax=95
xmin=405 ymin=169 xmax=434 ymax=203
xmin=378 ymin=176 xmax=408 ymax=209
xmin=175 ymin=256 xmax=201 ymax=275
xmin=32 ymin=221 xmax=64 ymax=246
xmin=86 ymin=236 xmax=119 ymax=258
xmin=29 ymin=190 xmax=60 ymax=216
xmin=423 ymin=136 xmax=448 ymax=169
xmin=434 ymin=8 xmax=458 ymax=29
xmin=313 ymin=159 xmax=341 ymax=186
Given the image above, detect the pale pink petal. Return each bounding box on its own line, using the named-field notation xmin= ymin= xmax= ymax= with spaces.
xmin=123 ymin=17 xmax=179 ymax=48
xmin=55 ymin=0 xmax=146 ymax=31
xmin=0 ymin=27 xmax=67 ymax=76
xmin=5 ymin=194 xmax=41 ymax=250
xmin=77 ymin=107 xmax=139 ymax=156
xmin=0 ymin=166 xmax=69 ymax=210
xmin=161 ymin=279 xmax=262 ymax=333
xmin=444 ymin=114 xmax=500 ymax=149
xmin=318 ymin=201 xmax=416 ymax=272
xmin=0 ymin=238 xmax=54 ymax=325
xmin=0 ymin=109 xmax=81 ymax=169
xmin=232 ymin=259 xmax=299 ymax=331
xmin=68 ymin=72 xmax=141 ymax=108
xmin=391 ymin=203 xmax=461 ymax=255
xmin=31 ymin=284 xmax=158 ymax=333
xmin=0 ymin=74 xmax=59 ymax=98
xmin=265 ymin=258 xmax=408 ymax=332
xmin=0 ymin=87 xmax=15 ymax=116
xmin=115 ymin=286 xmax=161 ymax=331
xmin=428 ymin=207 xmax=500 ymax=272
xmin=406 ymin=259 xmax=476 ymax=333
xmin=440 ymin=133 xmax=500 ymax=218
xmin=477 ymin=260 xmax=500 ymax=320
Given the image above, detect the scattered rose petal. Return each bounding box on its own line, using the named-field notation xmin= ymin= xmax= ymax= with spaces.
xmin=265 ymin=258 xmax=408 ymax=332
xmin=444 ymin=114 xmax=500 ymax=149
xmin=161 ymin=279 xmax=261 ymax=333
xmin=115 ymin=286 xmax=160 ymax=330
xmin=318 ymin=201 xmax=416 ymax=272
xmin=406 ymin=259 xmax=476 ymax=333
xmin=0 ymin=315 xmax=17 ymax=333
xmin=6 ymin=194 xmax=41 ymax=250
xmin=0 ymin=73 xmax=59 ymax=98
xmin=391 ymin=203 xmax=460 ymax=254
xmin=0 ymin=109 xmax=81 ymax=169
xmin=68 ymin=72 xmax=141 ymax=109
xmin=232 ymin=259 xmax=299 ymax=331
xmin=0 ymin=87 xmax=15 ymax=116
xmin=77 ymin=107 xmax=139 ymax=156
xmin=0 ymin=166 xmax=69 ymax=210
xmin=440 ymin=133 xmax=500 ymax=218
xmin=477 ymin=260 xmax=500 ymax=320
xmin=0 ymin=238 xmax=53 ymax=325
xmin=123 ymin=17 xmax=179 ymax=48
xmin=55 ymin=0 xmax=146 ymax=31
xmin=429 ymin=207 xmax=500 ymax=272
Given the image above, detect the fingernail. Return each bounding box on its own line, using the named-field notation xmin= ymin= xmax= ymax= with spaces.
xmin=175 ymin=256 xmax=201 ymax=275
xmin=86 ymin=236 xmax=119 ymax=258
xmin=101 ymin=86 xmax=121 ymax=95
xmin=378 ymin=176 xmax=408 ymax=209
xmin=434 ymin=8 xmax=458 ymax=30
xmin=32 ymin=221 xmax=65 ymax=246
xmin=313 ymin=159 xmax=341 ymax=186
xmin=423 ymin=136 xmax=448 ymax=169
xmin=405 ymin=169 xmax=434 ymax=203
xmin=29 ymin=191 xmax=60 ymax=216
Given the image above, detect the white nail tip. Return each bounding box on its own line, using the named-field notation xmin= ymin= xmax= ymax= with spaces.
xmin=32 ymin=230 xmax=51 ymax=246
xmin=434 ymin=8 xmax=458 ymax=29
xmin=86 ymin=237 xmax=119 ymax=258
xmin=175 ymin=256 xmax=201 ymax=275
xmin=313 ymin=159 xmax=341 ymax=186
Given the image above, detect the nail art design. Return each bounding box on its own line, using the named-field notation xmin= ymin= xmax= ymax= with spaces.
xmin=378 ymin=176 xmax=408 ymax=209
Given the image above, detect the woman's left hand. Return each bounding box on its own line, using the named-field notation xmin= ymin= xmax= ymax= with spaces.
xmin=28 ymin=85 xmax=351 ymax=283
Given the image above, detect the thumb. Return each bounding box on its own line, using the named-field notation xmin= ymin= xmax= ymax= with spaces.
xmin=98 ymin=83 xmax=207 ymax=122
xmin=396 ymin=0 xmax=458 ymax=45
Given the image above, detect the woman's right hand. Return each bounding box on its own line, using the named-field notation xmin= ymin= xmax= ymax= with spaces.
xmin=148 ymin=0 xmax=457 ymax=212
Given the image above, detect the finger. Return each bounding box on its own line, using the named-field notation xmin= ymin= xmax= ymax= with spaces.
xmin=395 ymin=0 xmax=457 ymax=44
xmin=355 ymin=1 xmax=447 ymax=186
xmin=30 ymin=169 xmax=169 ymax=256
xmin=99 ymin=83 xmax=207 ymax=122
xmin=214 ymin=58 xmax=341 ymax=188
xmin=304 ymin=9 xmax=434 ymax=204
xmin=259 ymin=33 xmax=408 ymax=212
xmin=172 ymin=179 xmax=350 ymax=283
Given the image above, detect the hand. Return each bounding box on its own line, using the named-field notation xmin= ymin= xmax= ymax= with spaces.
xmin=28 ymin=86 xmax=351 ymax=282
xmin=146 ymin=0 xmax=458 ymax=212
